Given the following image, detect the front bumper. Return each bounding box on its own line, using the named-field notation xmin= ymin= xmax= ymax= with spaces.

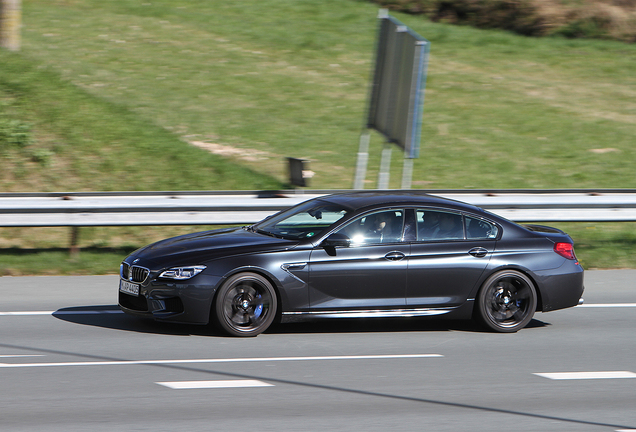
xmin=118 ymin=274 xmax=222 ymax=325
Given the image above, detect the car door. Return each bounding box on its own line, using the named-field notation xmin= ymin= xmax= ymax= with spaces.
xmin=406 ymin=209 xmax=498 ymax=307
xmin=307 ymin=209 xmax=408 ymax=310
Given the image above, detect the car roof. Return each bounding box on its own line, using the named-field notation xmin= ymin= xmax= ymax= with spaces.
xmin=319 ymin=191 xmax=483 ymax=214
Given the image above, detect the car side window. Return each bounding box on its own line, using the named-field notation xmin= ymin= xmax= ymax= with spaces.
xmin=465 ymin=215 xmax=498 ymax=239
xmin=416 ymin=210 xmax=464 ymax=241
xmin=336 ymin=210 xmax=404 ymax=245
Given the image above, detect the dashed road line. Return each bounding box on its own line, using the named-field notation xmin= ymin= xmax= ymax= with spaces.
xmin=535 ymin=371 xmax=636 ymax=380
xmin=157 ymin=379 xmax=274 ymax=389
xmin=578 ymin=303 xmax=636 ymax=308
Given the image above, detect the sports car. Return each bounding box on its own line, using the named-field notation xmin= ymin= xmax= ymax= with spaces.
xmin=119 ymin=191 xmax=584 ymax=336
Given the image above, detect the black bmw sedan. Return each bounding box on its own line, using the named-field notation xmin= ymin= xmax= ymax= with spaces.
xmin=119 ymin=191 xmax=584 ymax=337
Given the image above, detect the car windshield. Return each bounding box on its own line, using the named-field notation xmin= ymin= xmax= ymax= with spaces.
xmin=251 ymin=199 xmax=350 ymax=240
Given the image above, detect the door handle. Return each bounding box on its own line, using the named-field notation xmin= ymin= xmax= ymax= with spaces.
xmin=468 ymin=247 xmax=489 ymax=258
xmin=384 ymin=251 xmax=406 ymax=261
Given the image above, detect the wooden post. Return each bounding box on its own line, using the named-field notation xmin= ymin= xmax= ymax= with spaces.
xmin=70 ymin=226 xmax=80 ymax=259
xmin=0 ymin=0 xmax=21 ymax=52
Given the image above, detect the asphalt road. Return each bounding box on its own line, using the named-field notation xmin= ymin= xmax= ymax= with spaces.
xmin=1 ymin=271 xmax=635 ymax=432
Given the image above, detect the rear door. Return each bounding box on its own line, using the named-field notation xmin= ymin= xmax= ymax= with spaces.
xmin=406 ymin=209 xmax=498 ymax=307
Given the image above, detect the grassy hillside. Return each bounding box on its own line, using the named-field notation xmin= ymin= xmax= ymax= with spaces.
xmin=7 ymin=0 xmax=635 ymax=191
xmin=0 ymin=52 xmax=282 ymax=191
xmin=0 ymin=0 xmax=635 ymax=273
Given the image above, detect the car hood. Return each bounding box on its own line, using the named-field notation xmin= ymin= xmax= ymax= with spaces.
xmin=127 ymin=227 xmax=298 ymax=268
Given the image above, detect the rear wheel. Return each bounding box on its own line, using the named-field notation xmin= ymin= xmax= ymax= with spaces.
xmin=476 ymin=270 xmax=537 ymax=333
xmin=214 ymin=272 xmax=277 ymax=337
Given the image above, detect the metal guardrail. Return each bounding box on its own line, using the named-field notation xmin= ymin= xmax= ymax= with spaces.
xmin=2 ymin=189 xmax=636 ymax=227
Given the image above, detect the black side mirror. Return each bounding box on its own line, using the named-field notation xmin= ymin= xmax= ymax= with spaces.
xmin=321 ymin=232 xmax=351 ymax=248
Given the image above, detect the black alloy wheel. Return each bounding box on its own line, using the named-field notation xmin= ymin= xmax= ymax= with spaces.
xmin=476 ymin=270 xmax=537 ymax=333
xmin=214 ymin=272 xmax=277 ymax=337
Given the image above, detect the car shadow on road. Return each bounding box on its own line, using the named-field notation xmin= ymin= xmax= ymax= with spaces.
xmin=52 ymin=305 xmax=551 ymax=336
xmin=52 ymin=305 xmax=225 ymax=337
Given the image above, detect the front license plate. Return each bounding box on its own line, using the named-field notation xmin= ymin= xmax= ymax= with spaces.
xmin=119 ymin=280 xmax=140 ymax=296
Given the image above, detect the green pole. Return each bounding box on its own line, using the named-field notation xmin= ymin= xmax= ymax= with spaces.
xmin=0 ymin=0 xmax=21 ymax=52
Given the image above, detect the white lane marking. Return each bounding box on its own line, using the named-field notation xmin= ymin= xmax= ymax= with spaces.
xmin=0 ymin=355 xmax=46 ymax=358
xmin=535 ymin=371 xmax=636 ymax=380
xmin=0 ymin=310 xmax=123 ymax=316
xmin=157 ymin=380 xmax=274 ymax=390
xmin=0 ymin=311 xmax=55 ymax=316
xmin=577 ymin=303 xmax=636 ymax=308
xmin=54 ymin=310 xmax=124 ymax=315
xmin=0 ymin=353 xmax=442 ymax=369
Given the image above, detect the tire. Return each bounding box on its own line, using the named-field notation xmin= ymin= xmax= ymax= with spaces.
xmin=214 ymin=272 xmax=277 ymax=337
xmin=475 ymin=270 xmax=537 ymax=333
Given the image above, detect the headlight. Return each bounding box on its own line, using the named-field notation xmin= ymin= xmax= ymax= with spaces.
xmin=159 ymin=265 xmax=206 ymax=280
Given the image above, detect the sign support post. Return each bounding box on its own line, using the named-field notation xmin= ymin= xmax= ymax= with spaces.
xmin=353 ymin=131 xmax=371 ymax=190
xmin=377 ymin=143 xmax=392 ymax=189
xmin=401 ymin=157 xmax=414 ymax=189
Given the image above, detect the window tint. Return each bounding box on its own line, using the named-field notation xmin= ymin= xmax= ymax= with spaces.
xmin=465 ymin=215 xmax=498 ymax=239
xmin=335 ymin=210 xmax=404 ymax=245
xmin=416 ymin=210 xmax=464 ymax=241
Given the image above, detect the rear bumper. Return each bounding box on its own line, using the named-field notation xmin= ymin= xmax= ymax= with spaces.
xmin=534 ymin=261 xmax=584 ymax=312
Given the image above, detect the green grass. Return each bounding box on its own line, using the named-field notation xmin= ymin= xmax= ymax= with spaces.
xmin=1 ymin=0 xmax=635 ymax=272
xmin=13 ymin=0 xmax=636 ymax=190
xmin=0 ymin=247 xmax=136 ymax=276
xmin=0 ymin=51 xmax=282 ymax=191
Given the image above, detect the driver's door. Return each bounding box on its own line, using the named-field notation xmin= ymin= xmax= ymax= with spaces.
xmin=307 ymin=210 xmax=408 ymax=310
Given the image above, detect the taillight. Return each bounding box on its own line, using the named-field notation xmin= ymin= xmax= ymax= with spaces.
xmin=554 ymin=242 xmax=577 ymax=260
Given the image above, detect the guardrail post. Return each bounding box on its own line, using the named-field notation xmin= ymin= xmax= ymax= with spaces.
xmin=69 ymin=227 xmax=80 ymax=258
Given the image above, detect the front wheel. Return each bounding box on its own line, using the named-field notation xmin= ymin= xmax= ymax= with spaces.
xmin=214 ymin=272 xmax=277 ymax=337
xmin=475 ymin=270 xmax=537 ymax=333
